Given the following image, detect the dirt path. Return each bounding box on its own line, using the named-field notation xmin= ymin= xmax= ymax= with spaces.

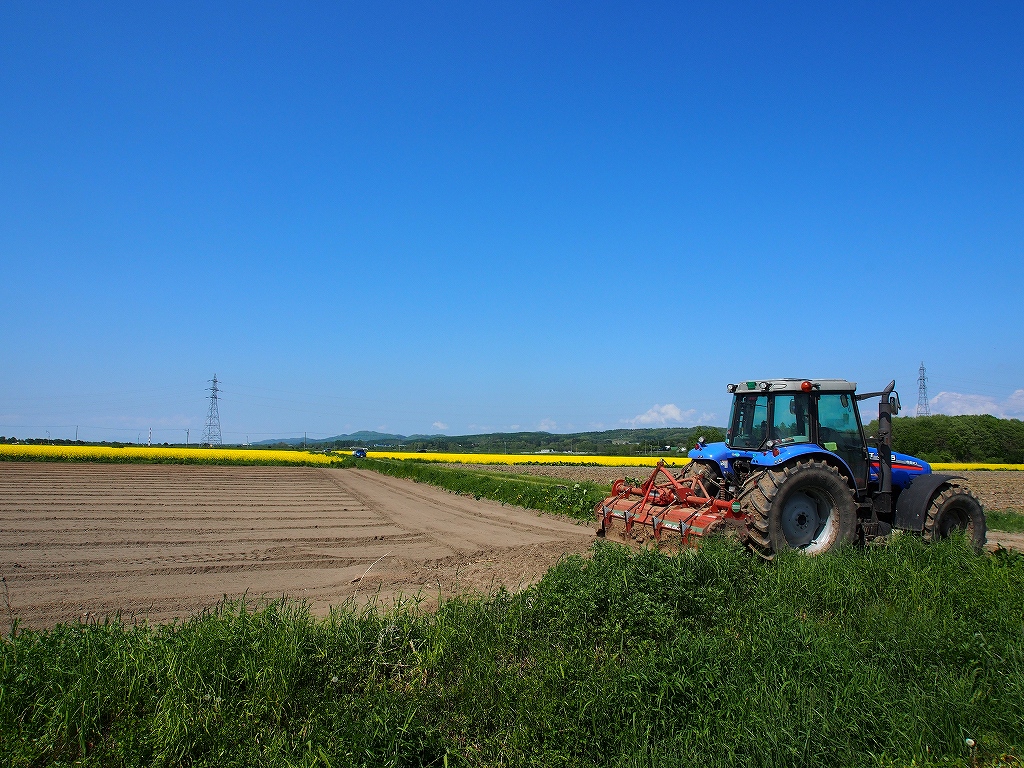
xmin=0 ymin=463 xmax=593 ymax=629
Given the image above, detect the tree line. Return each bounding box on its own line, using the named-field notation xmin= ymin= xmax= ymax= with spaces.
xmin=863 ymin=414 xmax=1024 ymax=464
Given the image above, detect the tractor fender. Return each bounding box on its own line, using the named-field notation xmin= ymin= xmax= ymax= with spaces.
xmin=750 ymin=444 xmax=858 ymax=489
xmin=893 ymin=474 xmax=963 ymax=532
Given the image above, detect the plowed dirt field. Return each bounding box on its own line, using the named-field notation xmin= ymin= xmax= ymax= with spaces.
xmin=4 ymin=462 xmax=1022 ymax=630
xmin=0 ymin=463 xmax=593 ymax=629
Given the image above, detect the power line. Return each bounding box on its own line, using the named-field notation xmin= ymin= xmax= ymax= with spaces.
xmin=201 ymin=375 xmax=223 ymax=446
xmin=916 ymin=362 xmax=930 ymax=417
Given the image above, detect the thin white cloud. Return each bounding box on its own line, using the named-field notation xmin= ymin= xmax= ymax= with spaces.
xmin=432 ymin=421 xmax=448 ymax=431
xmin=929 ymin=390 xmax=1024 ymax=419
xmin=538 ymin=418 xmax=557 ymax=431
xmin=627 ymin=404 xmax=695 ymax=426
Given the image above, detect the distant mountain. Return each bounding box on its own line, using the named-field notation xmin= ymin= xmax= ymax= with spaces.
xmin=252 ymin=425 xmax=728 ymax=456
xmin=254 ymin=430 xmax=407 ymax=446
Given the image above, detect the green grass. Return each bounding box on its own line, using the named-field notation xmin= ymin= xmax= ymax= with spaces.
xmin=987 ymin=509 xmax=1024 ymax=533
xmin=345 ymin=456 xmax=608 ymax=521
xmin=3 ymin=536 xmax=1023 ymax=767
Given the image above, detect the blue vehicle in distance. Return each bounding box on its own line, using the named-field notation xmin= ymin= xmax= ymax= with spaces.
xmin=684 ymin=378 xmax=985 ymax=557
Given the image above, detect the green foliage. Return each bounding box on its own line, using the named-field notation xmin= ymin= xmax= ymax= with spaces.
xmin=344 ymin=456 xmax=607 ymax=521
xmin=3 ymin=537 xmax=1023 ymax=766
xmin=864 ymin=414 xmax=1024 ymax=464
xmin=987 ymin=510 xmax=1024 ymax=533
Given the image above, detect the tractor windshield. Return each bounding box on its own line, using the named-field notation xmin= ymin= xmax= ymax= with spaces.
xmin=728 ymin=394 xmax=768 ymax=449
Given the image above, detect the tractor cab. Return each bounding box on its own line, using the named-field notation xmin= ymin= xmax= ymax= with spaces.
xmin=725 ymin=379 xmax=868 ymax=489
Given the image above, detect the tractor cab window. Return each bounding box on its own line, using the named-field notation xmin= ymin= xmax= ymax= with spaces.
xmin=816 ymin=393 xmax=867 ymax=487
xmin=772 ymin=394 xmax=811 ymax=444
xmin=728 ymin=394 xmax=769 ymax=449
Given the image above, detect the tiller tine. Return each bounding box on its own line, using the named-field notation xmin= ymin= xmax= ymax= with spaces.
xmin=597 ymin=460 xmax=743 ymax=546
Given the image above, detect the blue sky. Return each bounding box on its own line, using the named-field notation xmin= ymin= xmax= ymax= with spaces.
xmin=1 ymin=2 xmax=1022 ymax=443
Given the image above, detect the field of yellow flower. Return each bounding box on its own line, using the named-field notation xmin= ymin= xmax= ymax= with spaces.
xmin=0 ymin=444 xmax=338 ymax=465
xmin=0 ymin=445 xmax=687 ymax=467
xmin=368 ymin=452 xmax=1024 ymax=470
xmin=931 ymin=462 xmax=1024 ymax=471
xmin=2 ymin=444 xmax=1021 ymax=470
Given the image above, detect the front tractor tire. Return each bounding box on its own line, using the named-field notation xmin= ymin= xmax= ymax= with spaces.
xmin=741 ymin=459 xmax=857 ymax=558
xmin=923 ymin=483 xmax=987 ymax=551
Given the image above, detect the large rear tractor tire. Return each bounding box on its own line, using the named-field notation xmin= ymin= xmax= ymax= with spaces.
xmin=741 ymin=459 xmax=857 ymax=559
xmin=681 ymin=460 xmax=721 ymax=498
xmin=923 ymin=483 xmax=987 ymax=552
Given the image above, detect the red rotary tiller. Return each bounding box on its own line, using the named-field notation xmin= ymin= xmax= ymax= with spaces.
xmin=597 ymin=461 xmax=744 ymax=545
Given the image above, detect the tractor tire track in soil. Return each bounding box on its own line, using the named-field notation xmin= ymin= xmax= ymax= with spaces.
xmin=0 ymin=463 xmax=593 ymax=629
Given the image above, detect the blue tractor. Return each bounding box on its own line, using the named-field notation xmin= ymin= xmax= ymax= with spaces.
xmin=684 ymin=378 xmax=986 ymax=557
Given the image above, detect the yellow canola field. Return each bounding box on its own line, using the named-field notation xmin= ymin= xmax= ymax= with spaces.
xmin=931 ymin=462 xmax=1024 ymax=471
xmin=366 ymin=451 xmax=689 ymax=467
xmin=2 ymin=444 xmax=1020 ymax=471
xmin=0 ymin=444 xmax=336 ymax=465
xmin=369 ymin=453 xmax=1024 ymax=471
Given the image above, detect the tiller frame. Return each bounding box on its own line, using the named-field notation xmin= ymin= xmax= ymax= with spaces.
xmin=597 ymin=460 xmax=744 ymax=545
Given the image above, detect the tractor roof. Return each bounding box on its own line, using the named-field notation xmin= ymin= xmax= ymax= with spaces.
xmin=728 ymin=379 xmax=857 ymax=393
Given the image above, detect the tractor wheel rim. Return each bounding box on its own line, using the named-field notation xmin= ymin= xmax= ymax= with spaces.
xmin=781 ymin=490 xmax=834 ymax=550
xmin=938 ymin=506 xmax=970 ymax=537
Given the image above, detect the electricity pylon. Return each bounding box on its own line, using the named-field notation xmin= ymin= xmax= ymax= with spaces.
xmin=916 ymin=362 xmax=930 ymax=417
xmin=202 ymin=375 xmax=223 ymax=446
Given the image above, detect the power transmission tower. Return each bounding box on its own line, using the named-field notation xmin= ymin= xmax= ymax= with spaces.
xmin=916 ymin=362 xmax=930 ymax=417
xmin=202 ymin=375 xmax=223 ymax=446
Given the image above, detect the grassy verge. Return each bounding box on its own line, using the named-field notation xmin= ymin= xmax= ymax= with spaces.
xmin=344 ymin=456 xmax=608 ymax=522
xmin=2 ymin=537 xmax=1022 ymax=767
xmin=988 ymin=509 xmax=1024 ymax=533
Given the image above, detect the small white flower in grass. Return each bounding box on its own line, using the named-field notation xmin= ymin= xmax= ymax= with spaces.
xmin=331 ymin=675 xmax=339 ymax=684
xmin=965 ymin=738 xmax=976 ymax=748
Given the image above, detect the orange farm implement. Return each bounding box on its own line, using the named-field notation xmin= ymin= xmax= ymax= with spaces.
xmin=596 ymin=461 xmax=744 ymax=545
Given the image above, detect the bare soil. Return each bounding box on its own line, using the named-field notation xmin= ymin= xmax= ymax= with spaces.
xmin=948 ymin=470 xmax=1024 ymax=513
xmin=0 ymin=463 xmax=594 ymax=629
xmin=4 ymin=463 xmax=1021 ymax=630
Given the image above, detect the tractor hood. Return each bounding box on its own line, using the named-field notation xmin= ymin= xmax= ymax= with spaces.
xmin=867 ymin=447 xmax=931 ymax=489
xmin=690 ymin=443 xmax=931 ymax=491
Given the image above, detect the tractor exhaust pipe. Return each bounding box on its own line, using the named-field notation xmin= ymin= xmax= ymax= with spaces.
xmin=876 ymin=380 xmax=898 ymax=516
xmin=857 ymin=380 xmax=900 ymax=517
